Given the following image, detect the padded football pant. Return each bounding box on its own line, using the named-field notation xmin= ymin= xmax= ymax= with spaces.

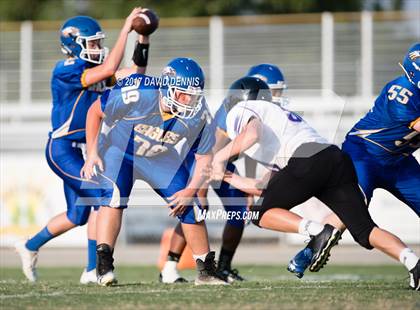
xmin=342 ymin=137 xmax=420 ymax=216
xmin=46 ymin=138 xmax=100 ymax=225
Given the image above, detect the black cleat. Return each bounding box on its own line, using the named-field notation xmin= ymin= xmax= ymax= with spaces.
xmin=308 ymin=224 xmax=341 ymax=272
xmin=195 ymin=252 xmax=228 ymax=285
xmin=217 ymin=268 xmax=245 ymax=283
xmin=408 ymin=260 xmax=420 ymax=291
xmin=96 ymin=243 xmax=117 ymax=286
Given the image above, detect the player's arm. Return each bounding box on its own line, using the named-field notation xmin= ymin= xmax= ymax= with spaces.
xmin=395 ymin=117 xmax=420 ymax=147
xmin=244 ymin=155 xmax=257 ymax=209
xmin=115 ymin=34 xmax=150 ymax=80
xmin=82 ymin=7 xmax=141 ymax=87
xmin=222 ymin=170 xmax=271 ymax=196
xmin=196 ymin=187 xmax=209 ymax=210
xmin=213 ymin=128 xmax=230 ymax=152
xmin=81 ymin=99 xmax=105 ymax=179
xmin=412 ymin=117 xmax=420 ymax=132
xmin=212 ymin=117 xmax=261 ymax=180
xmin=168 ymin=153 xmax=212 ymax=216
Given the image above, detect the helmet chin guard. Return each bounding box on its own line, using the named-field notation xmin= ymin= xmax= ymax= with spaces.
xmin=162 ymin=85 xmax=203 ymax=119
xmin=76 ymin=33 xmax=107 ymax=64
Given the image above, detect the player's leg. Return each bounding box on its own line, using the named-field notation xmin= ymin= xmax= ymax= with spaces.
xmin=318 ymin=183 xmax=420 ymax=289
xmin=15 ymin=139 xmax=95 ymax=282
xmin=217 ymin=222 xmax=244 ymax=281
xmin=159 ymin=221 xmax=188 ymax=283
xmin=314 ymin=148 xmax=420 ymax=290
xmin=50 ymin=141 xmax=102 ymax=283
xmin=146 ymin=156 xmax=226 ymax=285
xmin=95 ymin=149 xmax=134 ymax=286
xmin=212 ymin=162 xmax=247 ymax=282
xmin=80 ymin=209 xmax=98 ymax=284
xmin=386 ymin=155 xmax=420 ymax=217
xmin=321 ymin=139 xmax=376 ymax=230
xmin=250 ymin=144 xmax=342 ymax=277
xmin=14 ymin=182 xmax=80 ymax=283
xmin=286 ymin=139 xmax=376 ymax=275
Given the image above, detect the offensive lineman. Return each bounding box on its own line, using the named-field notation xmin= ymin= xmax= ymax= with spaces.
xmin=81 ymin=58 xmax=227 ymax=286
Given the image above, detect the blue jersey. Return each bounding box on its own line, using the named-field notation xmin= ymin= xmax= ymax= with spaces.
xmin=50 ymin=58 xmax=106 ymax=142
xmin=346 ymin=75 xmax=420 ymax=164
xmin=214 ymin=101 xmax=229 ymax=132
xmin=100 ymin=74 xmax=215 ymax=159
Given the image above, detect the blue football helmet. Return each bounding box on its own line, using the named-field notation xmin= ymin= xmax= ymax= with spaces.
xmin=247 ymin=63 xmax=288 ymax=105
xmin=60 ymin=16 xmax=107 ymax=65
xmin=159 ymin=58 xmax=205 ymax=119
xmin=400 ymin=43 xmax=420 ymax=89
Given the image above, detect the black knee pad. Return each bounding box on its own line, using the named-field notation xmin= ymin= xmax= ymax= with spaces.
xmin=351 ymin=225 xmax=376 ymax=250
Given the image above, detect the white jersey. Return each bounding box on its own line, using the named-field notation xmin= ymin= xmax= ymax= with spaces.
xmin=226 ymin=100 xmax=328 ymax=169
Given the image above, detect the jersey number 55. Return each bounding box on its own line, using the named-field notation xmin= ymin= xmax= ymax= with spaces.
xmin=387 ymin=85 xmax=413 ymax=105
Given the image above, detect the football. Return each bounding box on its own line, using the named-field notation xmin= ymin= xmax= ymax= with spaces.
xmin=132 ymin=9 xmax=159 ymax=36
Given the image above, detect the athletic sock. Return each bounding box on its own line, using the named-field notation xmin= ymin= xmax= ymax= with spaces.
xmin=25 ymin=226 xmax=54 ymax=251
xmin=193 ymin=252 xmax=209 ymax=262
xmin=167 ymin=251 xmax=182 ymax=263
xmin=162 ymin=260 xmax=178 ymax=273
xmin=298 ymin=219 xmax=324 ymax=237
xmin=218 ymin=247 xmax=235 ymax=270
xmin=399 ymin=248 xmax=419 ymax=271
xmin=86 ymin=239 xmax=97 ymax=272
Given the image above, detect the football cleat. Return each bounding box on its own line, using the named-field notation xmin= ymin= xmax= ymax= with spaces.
xmin=14 ymin=239 xmax=38 ymax=282
xmin=159 ymin=273 xmax=188 ymax=283
xmin=216 ymin=268 xmax=245 ymax=283
xmin=97 ymin=271 xmax=117 ymax=287
xmin=408 ymin=260 xmax=420 ymax=291
xmin=195 ymin=252 xmax=229 ymax=285
xmin=96 ymin=243 xmax=117 ymax=286
xmin=80 ymin=268 xmax=97 ymax=284
xmin=287 ymin=247 xmax=313 ymax=278
xmin=159 ymin=261 xmax=188 ymax=283
xmin=308 ymin=224 xmax=341 ymax=272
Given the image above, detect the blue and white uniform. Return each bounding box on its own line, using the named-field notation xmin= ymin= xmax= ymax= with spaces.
xmin=98 ymin=74 xmax=215 ymax=224
xmin=342 ymin=75 xmax=420 ymax=216
xmin=46 ymin=58 xmax=105 ymax=225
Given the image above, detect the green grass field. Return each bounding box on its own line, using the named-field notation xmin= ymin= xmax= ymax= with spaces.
xmin=1 ymin=265 xmax=418 ymax=309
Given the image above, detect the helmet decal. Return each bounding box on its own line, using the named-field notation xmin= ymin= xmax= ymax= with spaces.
xmin=409 ymin=51 xmax=420 ymax=61
xmin=61 ymin=26 xmax=80 ymax=38
xmin=162 ymin=66 xmax=177 ymax=77
xmin=401 ymin=43 xmax=420 ymax=89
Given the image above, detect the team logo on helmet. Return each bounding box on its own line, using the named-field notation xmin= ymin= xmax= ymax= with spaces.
xmin=252 ymin=74 xmax=268 ymax=83
xmin=162 ymin=66 xmax=177 ymax=77
xmin=62 ymin=26 xmax=80 ymax=38
xmin=409 ymin=51 xmax=420 ymax=61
